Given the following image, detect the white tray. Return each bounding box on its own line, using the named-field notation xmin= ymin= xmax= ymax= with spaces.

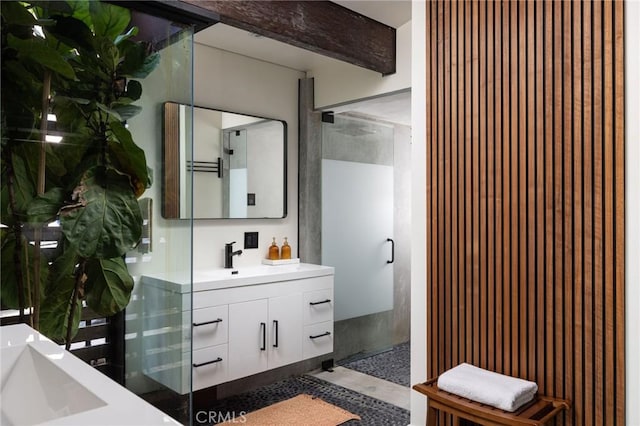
xmin=261 ymin=258 xmax=300 ymax=266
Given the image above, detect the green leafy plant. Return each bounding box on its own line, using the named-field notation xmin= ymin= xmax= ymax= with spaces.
xmin=1 ymin=0 xmax=159 ymax=346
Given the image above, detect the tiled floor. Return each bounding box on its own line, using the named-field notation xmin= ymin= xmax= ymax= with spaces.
xmin=340 ymin=342 xmax=411 ymax=387
xmin=311 ymin=366 xmax=410 ymax=410
xmin=201 ymin=375 xmax=409 ymax=426
xmin=202 ymin=342 xmax=411 ymax=425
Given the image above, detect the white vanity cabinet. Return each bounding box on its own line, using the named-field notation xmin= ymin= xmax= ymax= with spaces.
xmin=227 ymin=293 xmax=303 ymax=380
xmin=141 ymin=264 xmax=334 ymax=394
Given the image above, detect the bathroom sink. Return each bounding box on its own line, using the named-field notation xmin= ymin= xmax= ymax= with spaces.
xmin=0 ymin=324 xmax=180 ymax=426
xmin=143 ymin=262 xmax=334 ymax=293
xmin=1 ymin=343 xmax=106 ymax=425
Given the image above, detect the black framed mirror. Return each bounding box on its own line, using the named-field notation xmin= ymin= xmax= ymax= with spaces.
xmin=162 ymin=102 xmax=287 ymax=219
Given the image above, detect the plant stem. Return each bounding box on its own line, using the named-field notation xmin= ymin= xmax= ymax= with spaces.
xmin=32 ymin=69 xmax=52 ymax=329
xmin=3 ymin=149 xmax=27 ymax=324
xmin=65 ymin=259 xmax=86 ymax=350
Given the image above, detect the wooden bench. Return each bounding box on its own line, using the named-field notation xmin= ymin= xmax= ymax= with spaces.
xmin=413 ymin=377 xmax=570 ymax=426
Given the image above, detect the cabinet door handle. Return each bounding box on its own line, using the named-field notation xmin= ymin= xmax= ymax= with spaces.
xmin=309 ymin=331 xmax=331 ymax=339
xmin=309 ymin=299 xmax=331 ymax=306
xmin=273 ymin=320 xmax=279 ymax=348
xmin=386 ymin=238 xmax=395 ymax=264
xmin=193 ymin=357 xmax=222 ymax=368
xmin=193 ymin=318 xmax=223 ymax=327
xmin=260 ymin=322 xmax=266 ymax=351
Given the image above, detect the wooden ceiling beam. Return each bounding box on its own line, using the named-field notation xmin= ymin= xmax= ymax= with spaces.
xmin=179 ymin=0 xmax=396 ymax=75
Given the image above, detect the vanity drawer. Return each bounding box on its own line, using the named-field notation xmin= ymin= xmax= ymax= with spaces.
xmin=303 ymin=321 xmax=333 ymax=359
xmin=303 ymin=289 xmax=333 ymax=325
xmin=192 ymin=344 xmax=228 ymax=391
xmin=192 ymin=305 xmax=228 ymax=350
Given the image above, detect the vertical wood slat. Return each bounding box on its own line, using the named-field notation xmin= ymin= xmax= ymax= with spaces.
xmin=572 ymin=1 xmax=584 ymax=424
xmin=479 ymin=0 xmax=487 ymax=372
xmin=534 ymin=0 xmax=545 ymax=398
xmin=423 ymin=1 xmax=625 ymax=425
xmin=501 ymin=0 xmax=511 ymax=378
xmin=444 ymin=0 xmax=452 ymax=372
xmin=613 ymin=2 xmax=626 ymax=425
xmin=583 ymin=1 xmax=594 ymax=424
xmin=493 ymin=0 xmax=503 ymax=376
xmin=464 ymin=0 xmax=473 ymax=368
xmin=593 ymin=1 xmax=604 ymax=424
xmin=451 ymin=0 xmax=459 ymax=369
xmin=509 ymin=0 xmax=518 ymax=378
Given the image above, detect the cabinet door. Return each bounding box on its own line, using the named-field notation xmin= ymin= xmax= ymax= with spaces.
xmin=268 ymin=293 xmax=303 ymax=369
xmin=228 ymin=299 xmax=268 ymax=381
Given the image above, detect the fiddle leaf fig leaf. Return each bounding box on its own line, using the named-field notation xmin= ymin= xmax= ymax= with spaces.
xmin=89 ymin=2 xmax=130 ymax=40
xmin=108 ymin=120 xmax=149 ymax=194
xmin=111 ymin=103 xmax=142 ymax=121
xmin=1 ymin=2 xmax=37 ymax=26
xmin=96 ymin=102 xmax=122 ymax=121
xmin=118 ymin=40 xmax=145 ymax=75
xmin=10 ymin=152 xmax=36 ymax=215
xmin=85 ymin=257 xmax=133 ymax=316
xmin=59 ymin=167 xmax=142 ymax=258
xmin=65 ymin=0 xmax=91 ymax=28
xmin=125 ymin=80 xmax=142 ymax=101
xmin=0 ymin=231 xmax=48 ymax=309
xmin=26 ymin=187 xmax=65 ymax=224
xmin=7 ymin=34 xmax=77 ymax=80
xmin=114 ymin=26 xmax=138 ymax=45
xmin=48 ymin=15 xmax=94 ymax=53
xmin=39 ymin=248 xmax=81 ymax=341
xmin=129 ymin=52 xmax=160 ymax=79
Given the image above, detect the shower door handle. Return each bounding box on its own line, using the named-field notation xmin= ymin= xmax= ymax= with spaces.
xmin=386 ymin=238 xmax=395 ymax=264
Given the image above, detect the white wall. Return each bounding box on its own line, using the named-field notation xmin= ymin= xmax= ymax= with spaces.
xmin=410 ymin=1 xmax=427 ymax=424
xmin=192 ymin=43 xmax=305 ymax=269
xmin=626 ymin=2 xmax=640 ymax=424
xmin=310 ymin=20 xmax=411 ymax=110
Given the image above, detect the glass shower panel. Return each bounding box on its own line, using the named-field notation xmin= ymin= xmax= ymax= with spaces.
xmin=321 ymin=115 xmax=394 ymax=322
xmin=124 ymin=20 xmax=194 ymax=425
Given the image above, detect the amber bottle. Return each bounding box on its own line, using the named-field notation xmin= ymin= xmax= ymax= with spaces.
xmin=268 ymin=237 xmax=280 ymax=260
xmin=280 ymin=237 xmax=291 ymax=260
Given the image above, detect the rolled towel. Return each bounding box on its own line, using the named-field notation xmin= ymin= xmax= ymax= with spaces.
xmin=437 ymin=363 xmax=538 ymax=412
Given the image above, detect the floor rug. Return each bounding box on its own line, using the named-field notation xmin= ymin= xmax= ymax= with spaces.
xmin=200 ymin=375 xmax=410 ymax=426
xmin=217 ymin=393 xmax=360 ymax=425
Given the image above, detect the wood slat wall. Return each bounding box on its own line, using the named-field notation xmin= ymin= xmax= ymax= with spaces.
xmin=424 ymin=1 xmax=625 ymax=424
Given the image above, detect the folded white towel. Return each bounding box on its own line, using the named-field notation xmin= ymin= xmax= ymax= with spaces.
xmin=437 ymin=363 xmax=538 ymax=412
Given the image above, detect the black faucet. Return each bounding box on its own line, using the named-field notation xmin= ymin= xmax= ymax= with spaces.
xmin=224 ymin=241 xmax=243 ymax=269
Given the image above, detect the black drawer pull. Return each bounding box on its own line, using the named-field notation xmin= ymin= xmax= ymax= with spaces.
xmin=309 ymin=299 xmax=331 ymax=306
xmin=273 ymin=320 xmax=279 ymax=348
xmin=309 ymin=331 xmax=331 ymax=339
xmin=193 ymin=318 xmax=223 ymax=327
xmin=260 ymin=322 xmax=266 ymax=350
xmin=193 ymin=357 xmax=223 ymax=368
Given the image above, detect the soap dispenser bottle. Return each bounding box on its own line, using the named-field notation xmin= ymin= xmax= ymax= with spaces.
xmin=280 ymin=237 xmax=291 ymax=260
xmin=269 ymin=237 xmax=280 ymax=260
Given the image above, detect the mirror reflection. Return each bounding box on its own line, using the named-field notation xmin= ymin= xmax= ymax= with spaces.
xmin=162 ymin=102 xmax=287 ymax=219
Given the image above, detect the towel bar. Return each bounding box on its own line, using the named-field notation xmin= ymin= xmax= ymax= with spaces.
xmin=413 ymin=377 xmax=570 ymax=426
